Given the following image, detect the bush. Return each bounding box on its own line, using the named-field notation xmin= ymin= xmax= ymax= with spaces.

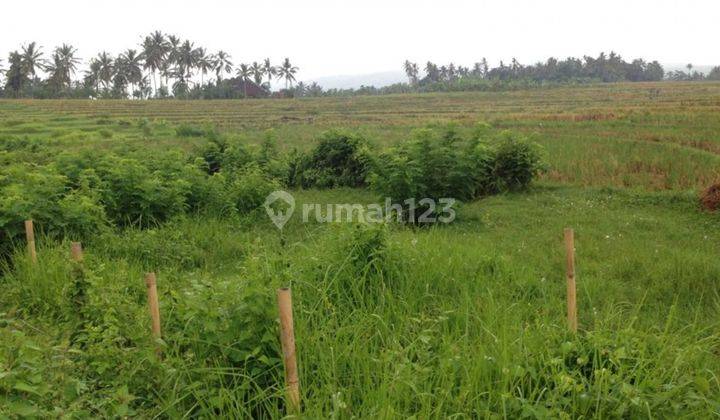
xmin=164 ymin=276 xmax=281 ymax=416
xmin=175 ymin=123 xmax=213 ymax=138
xmin=0 ymin=165 xmax=107 ymax=256
xmin=487 ymin=131 xmax=546 ymax=193
xmin=94 ymin=156 xmax=190 ymax=227
xmin=98 ymin=128 xmax=114 ymax=139
xmin=369 ymin=128 xmax=478 ymax=223
xmin=228 ymin=164 xmax=281 ymax=214
xmin=700 ymin=182 xmax=720 ymax=212
xmin=369 ymin=125 xmax=545 ymax=223
xmin=289 ymin=130 xmax=371 ymax=188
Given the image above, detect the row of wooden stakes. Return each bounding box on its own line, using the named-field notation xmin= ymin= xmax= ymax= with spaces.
xmin=22 ymin=219 xmax=581 ymax=413
xmin=23 ymin=219 xmax=301 ymax=413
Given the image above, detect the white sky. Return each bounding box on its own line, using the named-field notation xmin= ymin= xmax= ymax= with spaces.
xmin=1 ymin=0 xmax=718 ymax=82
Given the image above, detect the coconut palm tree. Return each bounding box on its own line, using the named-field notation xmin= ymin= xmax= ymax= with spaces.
xmin=162 ymin=35 xmax=182 ymax=90
xmin=21 ymin=42 xmax=45 ymax=79
xmin=46 ymin=44 xmax=80 ymax=91
xmin=307 ymin=81 xmax=323 ymax=97
xmin=236 ymin=63 xmax=251 ymax=97
xmin=84 ymin=58 xmax=101 ymax=94
xmin=213 ymin=50 xmax=233 ymax=84
xmin=142 ymin=31 xmax=167 ymax=95
xmin=403 ymin=60 xmax=418 ymax=85
xmin=120 ymin=49 xmax=144 ymax=97
xmin=277 ymin=57 xmax=298 ymax=89
xmin=96 ymin=52 xmax=114 ymax=91
xmin=195 ymin=47 xmax=213 ymax=88
xmin=251 ymin=61 xmax=264 ymax=84
xmin=262 ymin=58 xmax=276 ymax=85
xmin=295 ymin=81 xmax=306 ymax=97
xmin=174 ymin=40 xmax=197 ymax=87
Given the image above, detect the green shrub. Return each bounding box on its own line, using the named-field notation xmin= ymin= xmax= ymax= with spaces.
xmin=197 ymin=137 xmax=227 ymax=174
xmin=163 ymin=276 xmax=281 ymax=416
xmin=487 ymin=131 xmax=546 ymax=193
xmin=290 ymin=130 xmax=371 ymax=188
xmin=98 ymin=128 xmax=113 ymax=139
xmin=228 ymin=165 xmax=280 ymax=214
xmin=347 ymin=221 xmax=388 ymax=276
xmin=175 ymin=123 xmax=213 ymax=137
xmin=94 ymin=156 xmax=190 ymax=227
xmin=369 ymin=125 xmax=545 ymax=223
xmin=369 ymin=128 xmax=477 ymax=222
xmin=0 ymin=165 xmax=107 ymax=255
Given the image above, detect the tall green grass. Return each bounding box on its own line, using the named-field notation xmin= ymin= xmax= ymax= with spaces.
xmin=1 ymin=187 xmax=718 ymax=417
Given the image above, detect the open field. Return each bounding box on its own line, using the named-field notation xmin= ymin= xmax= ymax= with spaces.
xmin=3 ymin=81 xmax=720 ymax=191
xmin=1 ymin=83 xmax=720 ymax=417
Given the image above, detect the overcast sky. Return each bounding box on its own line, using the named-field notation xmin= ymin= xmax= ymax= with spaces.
xmin=2 ymin=0 xmax=718 ymax=82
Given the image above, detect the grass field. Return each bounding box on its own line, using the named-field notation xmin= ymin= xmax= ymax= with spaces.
xmin=1 ymin=82 xmax=719 ymax=418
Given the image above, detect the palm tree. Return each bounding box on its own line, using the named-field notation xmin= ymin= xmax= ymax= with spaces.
xmin=295 ymin=81 xmax=306 ymax=97
xmin=195 ymin=47 xmax=213 ymax=88
xmin=236 ymin=63 xmax=251 ymax=97
xmin=4 ymin=52 xmax=27 ymax=96
xmin=162 ymin=35 xmax=182 ymax=90
xmin=277 ymin=57 xmax=298 ymax=89
xmin=142 ymin=31 xmax=167 ymax=95
xmin=96 ymin=52 xmax=114 ymax=91
xmin=425 ymin=61 xmax=439 ymax=82
xmin=213 ymin=51 xmax=233 ymax=84
xmin=112 ymin=54 xmax=129 ymax=96
xmin=251 ymin=61 xmax=264 ymax=84
xmin=21 ymin=42 xmax=45 ymax=79
xmin=120 ymin=49 xmax=144 ymax=97
xmin=262 ymin=58 xmax=276 ymax=85
xmin=174 ymin=40 xmax=197 ymax=87
xmin=307 ymin=81 xmax=323 ymax=97
xmin=84 ymin=58 xmax=101 ymax=94
xmin=403 ymin=60 xmax=418 ymax=85
xmin=46 ymin=44 xmax=80 ymax=91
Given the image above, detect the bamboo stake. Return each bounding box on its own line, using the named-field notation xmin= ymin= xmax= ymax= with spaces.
xmin=70 ymin=242 xmax=83 ymax=263
xmin=277 ymin=287 xmax=300 ymax=413
xmin=145 ymin=272 xmax=162 ymax=352
xmin=25 ymin=220 xmax=37 ymax=263
xmin=564 ymin=228 xmax=578 ymax=333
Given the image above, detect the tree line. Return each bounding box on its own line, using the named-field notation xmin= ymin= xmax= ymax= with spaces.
xmin=396 ymin=53 xmax=720 ymax=91
xmin=3 ymin=43 xmax=720 ymax=99
xmin=271 ymin=52 xmax=720 ymax=98
xmin=0 ymin=31 xmax=299 ymax=99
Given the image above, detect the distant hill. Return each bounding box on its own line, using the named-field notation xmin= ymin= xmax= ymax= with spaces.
xmin=663 ymin=63 xmax=715 ymax=75
xmin=303 ymin=71 xmax=406 ymax=90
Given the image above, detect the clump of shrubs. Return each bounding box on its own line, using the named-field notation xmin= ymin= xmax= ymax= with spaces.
xmin=176 ymin=123 xmax=216 ymax=138
xmin=287 ymin=130 xmax=371 ymax=188
xmin=369 ymin=123 xmax=545 ymax=222
xmin=0 ymin=122 xmax=545 ymax=256
xmin=700 ymin=182 xmax=720 ymax=212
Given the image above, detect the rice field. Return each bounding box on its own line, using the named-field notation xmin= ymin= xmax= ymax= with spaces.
xmin=1 ymin=82 xmax=719 ymax=418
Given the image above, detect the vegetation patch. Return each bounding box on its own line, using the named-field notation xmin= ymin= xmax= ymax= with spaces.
xmin=700 ymin=182 xmax=720 ymax=211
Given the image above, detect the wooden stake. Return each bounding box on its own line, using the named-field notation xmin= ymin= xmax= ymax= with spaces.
xmin=145 ymin=272 xmax=162 ymax=351
xmin=25 ymin=220 xmax=37 ymax=263
xmin=564 ymin=228 xmax=578 ymax=333
xmin=277 ymin=287 xmax=300 ymax=413
xmin=71 ymin=242 xmax=83 ymax=262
